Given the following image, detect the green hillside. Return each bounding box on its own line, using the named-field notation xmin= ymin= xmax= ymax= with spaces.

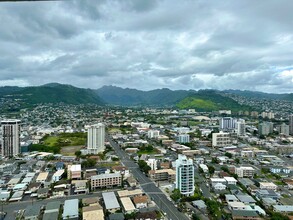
xmin=177 ymin=90 xmax=250 ymax=112
xmin=13 ymin=84 xmax=104 ymax=105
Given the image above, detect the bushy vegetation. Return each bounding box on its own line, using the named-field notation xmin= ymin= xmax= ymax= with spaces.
xmin=138 ymin=160 xmax=151 ymax=173
xmin=29 ymin=144 xmax=61 ymax=154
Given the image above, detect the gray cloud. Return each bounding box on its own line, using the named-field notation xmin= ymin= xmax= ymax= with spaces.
xmin=0 ymin=0 xmax=292 ymax=93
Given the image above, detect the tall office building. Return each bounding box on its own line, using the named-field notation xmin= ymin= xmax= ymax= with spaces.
xmin=175 ymin=154 xmax=194 ymax=196
xmin=85 ymin=123 xmax=105 ymax=154
xmin=1 ymin=119 xmax=21 ymax=157
xmin=289 ymin=115 xmax=293 ymax=135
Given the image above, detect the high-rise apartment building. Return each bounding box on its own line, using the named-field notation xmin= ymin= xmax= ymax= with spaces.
xmin=175 ymin=154 xmax=194 ymax=196
xmin=289 ymin=115 xmax=293 ymax=135
xmin=236 ymin=119 xmax=246 ymax=136
xmin=219 ymin=117 xmax=236 ymax=131
xmin=176 ymin=134 xmax=190 ymax=144
xmin=1 ymin=119 xmax=21 ymax=157
xmin=147 ymin=130 xmax=160 ymax=139
xmin=276 ymin=123 xmax=289 ymax=136
xmin=258 ymin=122 xmax=274 ymax=136
xmin=85 ymin=123 xmax=105 ymax=154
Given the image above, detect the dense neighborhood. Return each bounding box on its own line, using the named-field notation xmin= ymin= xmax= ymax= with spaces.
xmin=0 ymin=102 xmax=293 ymax=220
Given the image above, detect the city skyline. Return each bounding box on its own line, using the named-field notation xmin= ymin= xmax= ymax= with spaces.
xmin=0 ymin=1 xmax=293 ymax=93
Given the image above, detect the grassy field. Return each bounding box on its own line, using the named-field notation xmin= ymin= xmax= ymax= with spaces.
xmin=43 ymin=132 xmax=87 ymax=147
xmin=138 ymin=148 xmax=160 ymax=155
xmin=108 ymin=128 xmax=121 ymax=134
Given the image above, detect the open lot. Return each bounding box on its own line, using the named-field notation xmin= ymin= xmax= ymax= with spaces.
xmin=60 ymin=145 xmax=83 ymax=156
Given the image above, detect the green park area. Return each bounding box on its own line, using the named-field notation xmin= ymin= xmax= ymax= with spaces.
xmin=43 ymin=132 xmax=87 ymax=147
xmin=137 ymin=145 xmax=160 ymax=155
xmin=29 ymin=132 xmax=87 ymax=154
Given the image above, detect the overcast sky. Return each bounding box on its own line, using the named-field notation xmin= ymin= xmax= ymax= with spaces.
xmin=0 ymin=0 xmax=293 ymax=93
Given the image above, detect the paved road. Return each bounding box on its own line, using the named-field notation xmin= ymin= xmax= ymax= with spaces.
xmin=107 ymin=135 xmax=190 ymax=220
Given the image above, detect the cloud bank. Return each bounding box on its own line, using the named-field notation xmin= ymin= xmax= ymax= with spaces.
xmin=0 ymin=0 xmax=293 ymax=93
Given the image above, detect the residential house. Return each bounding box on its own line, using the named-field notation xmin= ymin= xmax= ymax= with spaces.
xmin=133 ymin=195 xmax=148 ymax=209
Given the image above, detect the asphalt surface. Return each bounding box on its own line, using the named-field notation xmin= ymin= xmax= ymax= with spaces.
xmin=107 ymin=135 xmax=190 ymax=220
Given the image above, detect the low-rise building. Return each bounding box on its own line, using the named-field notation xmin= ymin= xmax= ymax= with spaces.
xmin=235 ymin=167 xmax=255 ymax=178
xmin=117 ymin=189 xmax=143 ymax=198
xmin=148 ymin=169 xmax=175 ymax=182
xmin=212 ymin=132 xmax=231 ymax=147
xmin=236 ymin=194 xmax=256 ymax=205
xmin=91 ymin=173 xmax=122 ymax=189
xmin=52 ymin=169 xmax=64 ymax=183
xmin=225 ymin=195 xmax=239 ymax=203
xmin=102 ymin=192 xmax=120 ymax=213
xmin=83 ymin=204 xmax=104 ymax=220
xmin=273 ymin=205 xmax=293 ymax=213
xmin=224 ymin=177 xmax=237 ymax=185
xmin=72 ymin=180 xmax=88 ymax=194
xmin=120 ymin=197 xmax=136 ymax=213
xmin=23 ymin=204 xmax=42 ymax=220
xmin=228 ymin=201 xmax=247 ymax=211
xmin=67 ymin=164 xmax=81 ymax=180
xmin=62 ymin=199 xmax=79 ymax=220
xmin=231 ymin=210 xmax=261 ymax=220
xmin=133 ymin=195 xmax=148 ymax=209
xmin=255 ymin=189 xmax=280 ymax=200
xmin=36 ymin=172 xmax=49 ymax=183
xmin=259 ymin=182 xmax=278 ymax=191
xmin=44 ymin=201 xmax=61 ymax=214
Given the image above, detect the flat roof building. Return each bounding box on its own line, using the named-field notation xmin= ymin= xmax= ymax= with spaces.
xmin=117 ymin=189 xmax=143 ymax=198
xmin=67 ymin=164 xmax=81 ymax=180
xmin=102 ymin=192 xmax=120 ymax=212
xmin=83 ymin=205 xmax=104 ymax=220
xmin=62 ymin=199 xmax=79 ymax=220
xmin=120 ymin=197 xmax=135 ymax=213
xmin=24 ymin=204 xmax=42 ymax=220
xmin=36 ymin=172 xmax=49 ymax=183
xmin=91 ymin=173 xmax=122 ymax=189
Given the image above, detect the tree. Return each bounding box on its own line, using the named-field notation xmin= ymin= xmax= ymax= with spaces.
xmin=81 ymin=158 xmax=96 ymax=168
xmin=138 ymin=160 xmax=151 ymax=174
xmin=192 ymin=214 xmax=200 ymax=220
xmin=75 ymin=150 xmax=82 ymax=157
xmin=208 ymin=165 xmax=215 ymax=175
xmin=224 ymin=152 xmax=232 ymax=158
xmin=211 ymin=158 xmax=218 ymax=164
xmin=170 ymin=189 xmax=181 ymax=202
xmin=221 ymin=166 xmax=229 ymax=173
xmin=235 ymin=158 xmax=240 ymax=164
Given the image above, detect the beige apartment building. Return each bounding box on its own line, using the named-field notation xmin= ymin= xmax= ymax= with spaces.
xmin=91 ymin=173 xmax=122 ymax=189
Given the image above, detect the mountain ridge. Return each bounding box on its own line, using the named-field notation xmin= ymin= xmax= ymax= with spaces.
xmin=1 ymin=83 xmax=292 ymax=110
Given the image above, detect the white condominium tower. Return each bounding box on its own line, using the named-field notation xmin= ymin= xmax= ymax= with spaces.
xmin=85 ymin=123 xmax=105 ymax=154
xmin=1 ymin=119 xmax=21 ymax=157
xmin=175 ymin=154 xmax=194 ymax=196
